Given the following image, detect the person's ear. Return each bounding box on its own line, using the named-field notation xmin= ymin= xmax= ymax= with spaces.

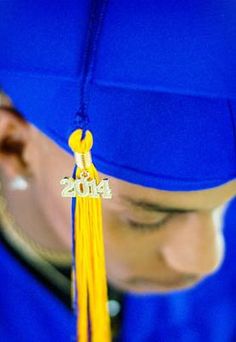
xmin=0 ymin=106 xmax=31 ymax=180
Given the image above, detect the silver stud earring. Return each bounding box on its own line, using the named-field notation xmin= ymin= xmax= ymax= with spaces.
xmin=9 ymin=176 xmax=29 ymax=191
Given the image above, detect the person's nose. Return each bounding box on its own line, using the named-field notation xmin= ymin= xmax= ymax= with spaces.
xmin=161 ymin=211 xmax=225 ymax=276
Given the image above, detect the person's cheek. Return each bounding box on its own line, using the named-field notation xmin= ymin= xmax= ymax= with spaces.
xmin=103 ymin=211 xmax=130 ymax=279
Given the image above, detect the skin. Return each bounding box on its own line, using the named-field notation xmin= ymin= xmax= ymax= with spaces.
xmin=0 ymin=94 xmax=236 ymax=294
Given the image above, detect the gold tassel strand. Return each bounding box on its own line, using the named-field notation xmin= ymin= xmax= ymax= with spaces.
xmin=68 ymin=129 xmax=111 ymax=342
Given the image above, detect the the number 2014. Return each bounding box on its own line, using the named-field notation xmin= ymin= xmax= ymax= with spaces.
xmin=60 ymin=177 xmax=112 ymax=199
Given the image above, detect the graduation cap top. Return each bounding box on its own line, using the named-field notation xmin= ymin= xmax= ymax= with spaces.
xmin=1 ymin=0 xmax=236 ymax=191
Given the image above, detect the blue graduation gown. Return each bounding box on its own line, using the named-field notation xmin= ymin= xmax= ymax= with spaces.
xmin=0 ymin=242 xmax=75 ymax=341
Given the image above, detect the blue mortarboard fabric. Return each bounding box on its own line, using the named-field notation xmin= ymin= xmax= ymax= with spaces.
xmin=1 ymin=0 xmax=236 ymax=191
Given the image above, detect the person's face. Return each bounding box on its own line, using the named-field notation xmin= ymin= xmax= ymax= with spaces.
xmin=0 ymin=100 xmax=236 ymax=294
xmin=102 ymin=176 xmax=234 ymax=293
xmin=27 ymin=124 xmax=236 ymax=294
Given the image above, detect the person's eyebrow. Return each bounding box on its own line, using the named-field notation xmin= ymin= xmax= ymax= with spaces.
xmin=122 ymin=196 xmax=197 ymax=214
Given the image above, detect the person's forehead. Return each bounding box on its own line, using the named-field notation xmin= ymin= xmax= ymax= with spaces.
xmin=102 ymin=173 xmax=236 ymax=211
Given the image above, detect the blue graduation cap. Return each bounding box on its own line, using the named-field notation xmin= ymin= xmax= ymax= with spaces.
xmin=0 ymin=0 xmax=236 ymax=191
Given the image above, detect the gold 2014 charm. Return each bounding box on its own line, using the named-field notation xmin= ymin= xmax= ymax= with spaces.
xmin=60 ymin=171 xmax=112 ymax=199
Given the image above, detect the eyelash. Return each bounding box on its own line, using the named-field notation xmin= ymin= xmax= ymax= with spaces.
xmin=127 ymin=214 xmax=174 ymax=232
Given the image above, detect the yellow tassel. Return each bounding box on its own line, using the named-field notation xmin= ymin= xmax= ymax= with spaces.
xmin=68 ymin=129 xmax=111 ymax=342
